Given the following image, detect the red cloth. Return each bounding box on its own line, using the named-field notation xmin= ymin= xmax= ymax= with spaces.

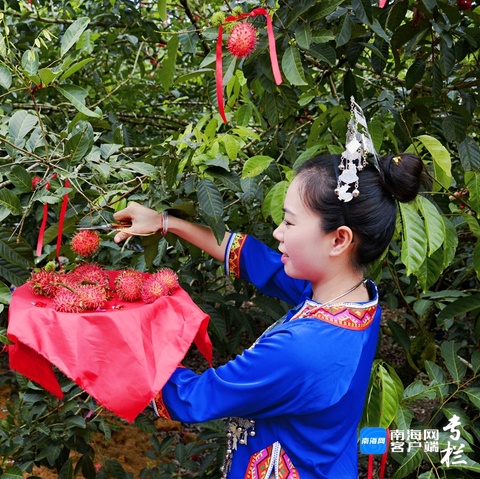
xmin=7 ymin=271 xmax=212 ymax=422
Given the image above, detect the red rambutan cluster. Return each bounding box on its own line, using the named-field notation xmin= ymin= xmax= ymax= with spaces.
xmin=27 ymin=263 xmax=180 ymax=313
xmin=71 ymin=230 xmax=101 ymax=257
xmin=27 ymin=263 xmax=111 ymax=313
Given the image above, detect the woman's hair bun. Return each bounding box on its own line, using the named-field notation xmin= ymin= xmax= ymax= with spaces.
xmin=378 ymin=153 xmax=424 ymax=203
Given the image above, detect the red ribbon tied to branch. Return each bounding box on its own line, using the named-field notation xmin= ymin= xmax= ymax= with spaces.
xmin=36 ymin=174 xmax=70 ymax=262
xmin=216 ymin=8 xmax=282 ymax=123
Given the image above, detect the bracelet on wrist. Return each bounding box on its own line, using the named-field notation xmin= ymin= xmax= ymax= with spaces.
xmin=161 ymin=211 xmax=169 ymax=236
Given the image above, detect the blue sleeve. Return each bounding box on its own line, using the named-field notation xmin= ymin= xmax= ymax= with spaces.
xmin=224 ymin=233 xmax=311 ymax=305
xmin=161 ymin=320 xmax=370 ymax=423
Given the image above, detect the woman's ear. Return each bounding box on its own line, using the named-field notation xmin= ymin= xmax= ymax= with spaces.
xmin=330 ymin=226 xmax=354 ymax=256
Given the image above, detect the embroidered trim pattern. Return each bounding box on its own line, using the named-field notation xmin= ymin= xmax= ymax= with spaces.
xmin=245 ymin=441 xmax=300 ymax=479
xmin=291 ymin=302 xmax=377 ymax=330
xmin=226 ymin=233 xmax=248 ymax=278
xmin=152 ymin=390 xmax=172 ymax=420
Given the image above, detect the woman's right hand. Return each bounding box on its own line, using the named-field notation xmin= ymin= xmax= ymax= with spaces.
xmin=113 ymin=202 xmax=163 ymax=243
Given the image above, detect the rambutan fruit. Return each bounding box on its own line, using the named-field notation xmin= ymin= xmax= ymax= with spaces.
xmin=68 ymin=263 xmax=110 ymax=289
xmin=115 ymin=270 xmax=144 ymax=302
xmin=28 ymin=269 xmax=62 ymax=297
xmin=71 ymin=230 xmax=101 ymax=257
xmin=141 ymin=273 xmax=169 ymax=304
xmin=155 ymin=268 xmax=179 ymax=295
xmin=77 ymin=284 xmax=107 ymax=310
xmin=53 ymin=289 xmax=85 ymax=313
xmin=227 ymin=23 xmax=258 ymax=59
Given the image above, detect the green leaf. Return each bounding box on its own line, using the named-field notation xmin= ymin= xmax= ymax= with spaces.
xmin=37 ymin=67 xmax=60 ymax=86
xmin=464 ymin=387 xmax=480 ymax=410
xmin=442 ymin=216 xmax=458 ymax=270
xmin=197 ymin=178 xmax=223 ymax=225
xmin=65 ymin=415 xmax=86 ymax=428
xmin=417 ymin=248 xmax=444 ymax=292
xmin=391 ymin=448 xmax=424 ymax=479
xmin=281 ymin=45 xmax=308 ymax=86
xmin=58 ymin=57 xmax=95 ymax=82
xmin=0 ymin=188 xmax=22 ymax=219
xmin=440 ymin=341 xmax=467 ymax=383
xmin=262 ymin=181 xmax=289 ymax=225
xmin=158 ymin=35 xmax=179 ymax=92
xmin=158 ymin=0 xmax=167 ymax=20
xmin=295 ymin=24 xmax=312 ymax=50
xmin=458 ymin=136 xmax=480 ymax=172
xmin=405 ymin=58 xmax=426 ymax=90
xmin=21 ymin=49 xmax=39 ymax=77
xmin=437 ymin=294 xmax=480 ymax=327
xmin=127 ymin=162 xmax=158 ymax=177
xmin=7 ymin=165 xmax=33 ymax=193
xmin=465 ymin=172 xmax=479 ymax=217
xmin=336 ymin=14 xmax=352 ymax=48
xmin=399 ymin=202 xmax=427 ymax=276
xmin=424 ymin=360 xmax=449 ymax=400
xmin=415 ymin=135 xmax=452 ymax=190
xmin=416 ymin=196 xmax=444 ymax=255
xmin=242 ymin=155 xmax=274 ymax=178
xmin=236 ymin=104 xmax=253 ymax=127
xmin=57 ymin=457 xmax=73 ymax=479
xmin=0 ymin=281 xmax=11 ymax=304
xmin=439 ymin=39 xmax=455 ymax=76
xmin=60 ymin=17 xmax=90 ymax=57
xmin=222 ymin=134 xmax=238 ymax=161
xmin=1 ymin=465 xmax=24 ymax=479
xmin=0 ymin=61 xmax=12 ymax=88
xmin=65 ymin=122 xmax=94 ymax=164
xmin=56 ymin=85 xmax=101 ymax=118
xmin=403 ymin=380 xmax=436 ymax=400
xmin=474 ymin=240 xmax=480 ymax=281
xmin=396 ymin=405 xmax=414 ymax=432
xmin=442 ymin=113 xmax=467 ymax=143
xmin=378 ymin=363 xmax=400 ymax=428
xmin=8 ymin=110 xmax=38 ymax=140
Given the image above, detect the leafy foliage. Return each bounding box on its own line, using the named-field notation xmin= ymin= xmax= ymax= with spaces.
xmin=0 ymin=0 xmax=479 ymax=477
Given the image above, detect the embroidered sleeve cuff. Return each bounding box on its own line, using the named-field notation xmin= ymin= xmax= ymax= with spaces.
xmin=152 ymin=390 xmax=172 ymax=420
xmin=224 ymin=233 xmax=248 ymax=278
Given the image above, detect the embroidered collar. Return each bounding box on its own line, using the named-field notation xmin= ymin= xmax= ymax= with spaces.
xmin=290 ymin=296 xmax=378 ymax=331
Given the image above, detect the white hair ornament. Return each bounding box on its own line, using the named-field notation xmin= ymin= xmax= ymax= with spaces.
xmin=335 ymin=97 xmax=380 ymax=202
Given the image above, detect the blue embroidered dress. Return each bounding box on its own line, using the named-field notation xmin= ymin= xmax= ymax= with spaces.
xmin=155 ymin=234 xmax=381 ymax=478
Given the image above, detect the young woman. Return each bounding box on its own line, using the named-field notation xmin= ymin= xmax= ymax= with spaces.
xmin=113 ymin=153 xmax=424 ymax=478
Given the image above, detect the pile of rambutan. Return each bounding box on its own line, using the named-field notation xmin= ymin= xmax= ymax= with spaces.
xmin=27 ymin=263 xmax=180 ymax=314
xmin=28 ymin=263 xmax=111 ymax=313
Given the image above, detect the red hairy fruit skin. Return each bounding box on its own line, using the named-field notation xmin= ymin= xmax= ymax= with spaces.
xmin=457 ymin=0 xmax=473 ymax=9
xmin=227 ymin=23 xmax=258 ymax=59
xmin=141 ymin=274 xmax=169 ymax=304
xmin=28 ymin=269 xmax=63 ymax=297
xmin=141 ymin=268 xmax=179 ymax=304
xmin=155 ymin=268 xmax=179 ymax=295
xmin=71 ymin=230 xmax=101 ymax=257
xmin=53 ymin=289 xmax=85 ymax=313
xmin=115 ymin=270 xmax=145 ymax=302
xmin=68 ymin=263 xmax=110 ymax=289
xmin=77 ymin=284 xmax=107 ymax=310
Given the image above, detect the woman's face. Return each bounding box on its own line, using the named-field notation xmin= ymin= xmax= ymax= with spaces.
xmin=273 ymin=176 xmax=335 ymax=283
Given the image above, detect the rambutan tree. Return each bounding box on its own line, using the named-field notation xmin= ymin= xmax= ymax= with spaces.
xmin=0 ymin=0 xmax=479 ymax=477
